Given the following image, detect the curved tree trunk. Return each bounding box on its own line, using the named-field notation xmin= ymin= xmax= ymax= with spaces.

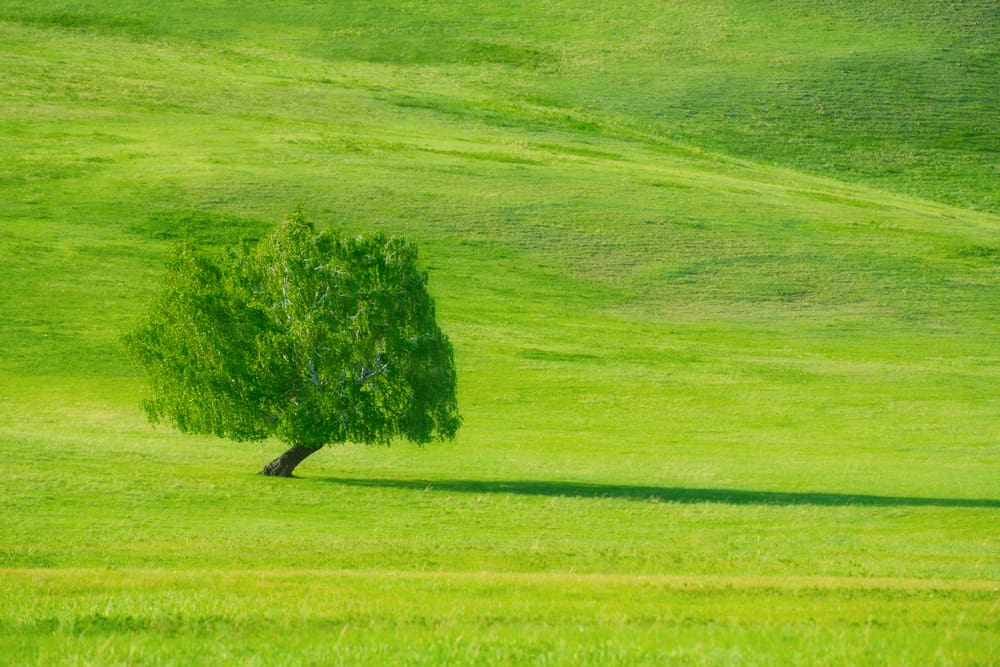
xmin=259 ymin=445 xmax=319 ymax=477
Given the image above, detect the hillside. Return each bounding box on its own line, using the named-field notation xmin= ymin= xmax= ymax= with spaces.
xmin=1 ymin=1 xmax=998 ymax=664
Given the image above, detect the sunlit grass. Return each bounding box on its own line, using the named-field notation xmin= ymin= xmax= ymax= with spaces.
xmin=1 ymin=0 xmax=998 ymax=663
xmin=2 ymin=568 xmax=996 ymax=666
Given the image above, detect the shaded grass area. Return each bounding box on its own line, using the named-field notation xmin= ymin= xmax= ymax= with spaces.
xmin=321 ymin=477 xmax=1000 ymax=509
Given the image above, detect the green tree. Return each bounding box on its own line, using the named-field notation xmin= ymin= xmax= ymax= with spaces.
xmin=124 ymin=212 xmax=461 ymax=476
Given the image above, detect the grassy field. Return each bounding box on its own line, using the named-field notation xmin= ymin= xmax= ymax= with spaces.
xmin=1 ymin=0 xmax=998 ymax=664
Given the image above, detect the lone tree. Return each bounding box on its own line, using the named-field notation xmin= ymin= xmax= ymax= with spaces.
xmin=124 ymin=212 xmax=461 ymax=476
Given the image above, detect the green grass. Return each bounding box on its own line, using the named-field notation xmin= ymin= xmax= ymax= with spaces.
xmin=3 ymin=568 xmax=995 ymax=665
xmin=1 ymin=1 xmax=998 ymax=664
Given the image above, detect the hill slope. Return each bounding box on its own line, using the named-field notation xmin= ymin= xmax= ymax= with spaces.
xmin=0 ymin=2 xmax=998 ymax=664
xmin=2 ymin=0 xmax=997 ymax=213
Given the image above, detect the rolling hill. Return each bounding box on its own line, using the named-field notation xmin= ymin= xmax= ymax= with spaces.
xmin=1 ymin=1 xmax=997 ymax=664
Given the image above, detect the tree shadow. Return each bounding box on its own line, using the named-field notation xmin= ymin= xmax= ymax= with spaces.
xmin=318 ymin=477 xmax=1000 ymax=508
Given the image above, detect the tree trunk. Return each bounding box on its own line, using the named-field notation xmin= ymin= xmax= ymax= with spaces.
xmin=258 ymin=445 xmax=319 ymax=477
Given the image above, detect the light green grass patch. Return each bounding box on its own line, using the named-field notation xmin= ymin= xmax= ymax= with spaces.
xmin=1 ymin=569 xmax=996 ymax=666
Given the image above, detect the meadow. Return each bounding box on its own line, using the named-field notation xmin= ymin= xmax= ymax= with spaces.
xmin=1 ymin=1 xmax=998 ymax=664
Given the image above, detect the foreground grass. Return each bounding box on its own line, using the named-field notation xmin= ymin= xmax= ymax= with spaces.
xmin=2 ymin=400 xmax=997 ymax=664
xmin=2 ymin=569 xmax=995 ymax=666
xmin=1 ymin=0 xmax=998 ymax=664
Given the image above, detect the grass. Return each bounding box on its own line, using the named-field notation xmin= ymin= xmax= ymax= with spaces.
xmin=2 ymin=569 xmax=995 ymax=665
xmin=1 ymin=0 xmax=998 ymax=664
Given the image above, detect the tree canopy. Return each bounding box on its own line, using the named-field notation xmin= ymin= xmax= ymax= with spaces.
xmin=124 ymin=212 xmax=460 ymax=476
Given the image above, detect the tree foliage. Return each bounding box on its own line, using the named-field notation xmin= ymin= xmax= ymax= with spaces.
xmin=124 ymin=212 xmax=460 ymax=474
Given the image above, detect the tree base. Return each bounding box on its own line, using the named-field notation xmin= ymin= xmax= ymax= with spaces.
xmin=258 ymin=445 xmax=319 ymax=477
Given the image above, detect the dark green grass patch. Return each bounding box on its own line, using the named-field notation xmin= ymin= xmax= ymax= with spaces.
xmin=129 ymin=210 xmax=272 ymax=245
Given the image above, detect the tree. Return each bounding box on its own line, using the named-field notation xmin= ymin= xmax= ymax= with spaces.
xmin=124 ymin=212 xmax=461 ymax=477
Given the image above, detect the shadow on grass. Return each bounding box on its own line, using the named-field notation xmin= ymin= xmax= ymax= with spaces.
xmin=318 ymin=477 xmax=1000 ymax=508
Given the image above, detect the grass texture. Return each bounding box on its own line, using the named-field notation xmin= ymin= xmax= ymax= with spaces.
xmin=1 ymin=1 xmax=998 ymax=664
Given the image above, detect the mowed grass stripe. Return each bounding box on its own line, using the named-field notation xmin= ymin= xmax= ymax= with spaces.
xmin=4 ymin=568 xmax=998 ymax=592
